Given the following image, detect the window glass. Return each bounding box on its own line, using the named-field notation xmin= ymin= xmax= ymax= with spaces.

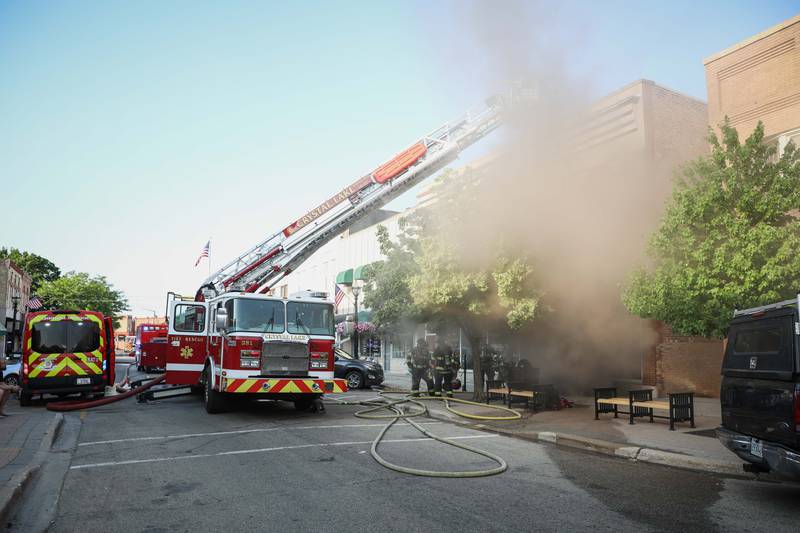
xmin=230 ymin=299 xmax=285 ymax=333
xmin=32 ymin=322 xmax=67 ymax=353
xmin=287 ymin=302 xmax=334 ymax=335
xmin=31 ymin=320 xmax=101 ymax=353
xmin=173 ymin=305 xmax=206 ymax=332
xmin=733 ymin=327 xmax=782 ymax=354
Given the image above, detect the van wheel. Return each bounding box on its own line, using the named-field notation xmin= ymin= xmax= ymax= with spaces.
xmin=19 ymin=392 xmax=32 ymax=407
xmin=203 ymin=366 xmax=227 ymax=414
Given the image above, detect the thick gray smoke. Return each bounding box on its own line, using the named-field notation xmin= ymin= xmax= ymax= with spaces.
xmin=433 ymin=1 xmax=693 ymax=391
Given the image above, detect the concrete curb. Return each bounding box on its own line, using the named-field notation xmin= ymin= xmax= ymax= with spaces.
xmin=0 ymin=413 xmax=64 ymax=524
xmin=423 ymin=409 xmax=746 ymax=477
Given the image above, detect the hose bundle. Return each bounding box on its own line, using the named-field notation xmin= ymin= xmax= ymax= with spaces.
xmin=340 ymin=391 xmax=520 ymax=478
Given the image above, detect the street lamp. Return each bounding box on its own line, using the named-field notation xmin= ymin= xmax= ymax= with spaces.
xmin=10 ymin=295 xmax=19 ymax=353
xmin=351 ymin=282 xmax=362 ymax=359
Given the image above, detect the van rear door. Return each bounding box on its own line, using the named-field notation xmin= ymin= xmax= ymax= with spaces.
xmin=721 ymin=309 xmax=798 ymax=448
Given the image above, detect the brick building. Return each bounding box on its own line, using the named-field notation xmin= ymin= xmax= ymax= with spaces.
xmin=0 ymin=259 xmax=32 ymax=353
xmin=704 ymin=14 xmax=800 ymax=152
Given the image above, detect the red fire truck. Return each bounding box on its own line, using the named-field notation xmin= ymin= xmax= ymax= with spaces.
xmin=20 ymin=310 xmax=116 ymax=406
xmin=135 ymin=324 xmax=168 ymax=372
xmin=166 ymin=290 xmax=342 ymax=413
xmin=163 ymin=91 xmax=516 ymax=413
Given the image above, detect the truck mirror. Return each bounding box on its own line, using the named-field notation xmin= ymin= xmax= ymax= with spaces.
xmin=216 ymin=308 xmax=228 ymax=333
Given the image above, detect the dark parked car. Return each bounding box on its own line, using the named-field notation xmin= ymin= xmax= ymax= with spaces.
xmin=717 ymin=296 xmax=800 ymax=479
xmin=334 ymin=348 xmax=383 ymax=390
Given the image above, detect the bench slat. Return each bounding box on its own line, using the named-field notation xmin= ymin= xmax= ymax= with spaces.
xmin=509 ymin=391 xmax=535 ymax=398
xmin=632 ymin=400 xmax=670 ymax=410
xmin=488 ymin=388 xmax=509 ymax=394
xmin=596 ymin=398 xmax=629 ymax=406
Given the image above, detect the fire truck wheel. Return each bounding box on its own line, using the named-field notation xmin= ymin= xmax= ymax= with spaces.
xmin=203 ymin=367 xmax=227 ymax=414
xmin=294 ymin=398 xmax=314 ymax=411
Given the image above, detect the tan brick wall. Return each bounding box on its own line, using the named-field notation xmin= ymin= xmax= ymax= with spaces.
xmin=705 ymin=15 xmax=800 ymax=139
xmin=655 ymin=328 xmax=724 ymax=398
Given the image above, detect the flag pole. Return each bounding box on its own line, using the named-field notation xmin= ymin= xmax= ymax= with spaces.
xmin=208 ymin=237 xmax=212 ymax=277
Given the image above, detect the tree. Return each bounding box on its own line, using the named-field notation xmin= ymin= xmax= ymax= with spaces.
xmin=366 ymin=170 xmax=543 ymax=399
xmin=623 ymin=122 xmax=800 ymax=338
xmin=0 ymin=247 xmax=61 ymax=292
xmin=37 ymin=272 xmax=129 ymax=327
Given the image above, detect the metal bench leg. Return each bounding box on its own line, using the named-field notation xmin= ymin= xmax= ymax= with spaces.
xmin=613 ymin=404 xmax=618 ymax=419
xmin=595 ymin=400 xmax=599 ymax=420
xmin=629 ymin=403 xmax=635 ymax=425
xmin=649 ymin=408 xmax=654 ymax=423
xmin=669 ymin=406 xmax=675 ymax=430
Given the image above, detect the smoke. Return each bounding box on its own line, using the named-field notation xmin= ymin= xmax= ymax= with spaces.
xmin=430 ymin=1 xmax=701 ymax=391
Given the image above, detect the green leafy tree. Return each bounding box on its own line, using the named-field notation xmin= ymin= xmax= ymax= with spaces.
xmin=623 ymin=122 xmax=800 ymax=338
xmin=37 ymin=272 xmax=129 ymax=327
xmin=0 ymin=247 xmax=61 ymax=292
xmin=366 ymin=170 xmax=542 ymax=399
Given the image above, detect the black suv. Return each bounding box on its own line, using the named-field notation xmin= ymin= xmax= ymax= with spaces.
xmin=334 ymin=348 xmax=384 ymax=390
xmin=717 ymin=296 xmax=800 ymax=479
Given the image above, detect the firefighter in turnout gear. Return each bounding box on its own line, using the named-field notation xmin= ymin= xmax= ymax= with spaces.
xmin=407 ymin=338 xmax=433 ymax=396
xmin=433 ymin=342 xmax=459 ymax=398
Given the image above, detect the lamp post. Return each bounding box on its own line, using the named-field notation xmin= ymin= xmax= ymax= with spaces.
xmin=351 ymin=283 xmax=362 ymax=359
xmin=11 ymin=295 xmax=20 ymax=353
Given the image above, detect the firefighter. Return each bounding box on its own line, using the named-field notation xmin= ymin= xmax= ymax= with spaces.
xmin=406 ymin=338 xmax=433 ymax=396
xmin=433 ymin=342 xmax=459 ymax=398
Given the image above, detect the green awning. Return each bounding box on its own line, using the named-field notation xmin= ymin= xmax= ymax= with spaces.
xmin=336 ymin=268 xmax=353 ymax=285
xmin=0 ymin=323 xmax=7 ymax=336
xmin=353 ymin=264 xmax=370 ymax=281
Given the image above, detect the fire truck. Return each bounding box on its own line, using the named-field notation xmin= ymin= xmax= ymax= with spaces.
xmin=135 ymin=324 xmax=168 ymax=372
xmin=20 ymin=310 xmax=116 ymax=406
xmin=164 ymin=91 xmax=517 ymax=413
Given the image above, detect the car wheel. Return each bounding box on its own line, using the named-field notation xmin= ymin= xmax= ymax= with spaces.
xmin=345 ymin=371 xmax=364 ymax=390
xmin=3 ymin=374 xmax=19 ymax=388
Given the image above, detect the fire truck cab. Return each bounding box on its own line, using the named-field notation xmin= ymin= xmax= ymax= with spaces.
xmin=166 ymin=290 xmax=347 ymax=413
xmin=20 ymin=310 xmax=116 ymax=406
xmin=135 ymin=324 xmax=168 ymax=372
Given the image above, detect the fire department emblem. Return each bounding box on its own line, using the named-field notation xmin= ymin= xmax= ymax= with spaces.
xmin=311 ymin=382 xmax=321 ymax=392
xmin=180 ymin=347 xmax=194 ymax=360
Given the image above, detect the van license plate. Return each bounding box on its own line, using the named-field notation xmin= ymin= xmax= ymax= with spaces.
xmin=76 ymin=377 xmax=91 ymax=385
xmin=750 ymin=438 xmax=763 ymax=458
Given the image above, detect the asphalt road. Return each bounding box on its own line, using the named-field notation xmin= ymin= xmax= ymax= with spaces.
xmin=6 ymin=370 xmax=800 ymax=532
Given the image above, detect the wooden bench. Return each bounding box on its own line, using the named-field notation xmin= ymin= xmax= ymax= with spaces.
xmin=485 ymin=380 xmax=509 ymax=404
xmin=594 ymin=387 xmax=695 ymax=430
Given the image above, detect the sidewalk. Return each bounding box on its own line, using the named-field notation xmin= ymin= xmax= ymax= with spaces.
xmin=0 ymin=400 xmax=63 ymax=523
xmin=380 ymin=373 xmax=744 ymax=476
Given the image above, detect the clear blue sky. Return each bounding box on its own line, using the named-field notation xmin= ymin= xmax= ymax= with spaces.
xmin=2 ymin=0 xmax=797 ymax=315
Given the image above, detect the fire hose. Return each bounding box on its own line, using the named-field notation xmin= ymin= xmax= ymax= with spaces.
xmin=339 ymin=391 xmax=521 ymax=478
xmin=46 ymin=372 xmax=166 ymax=412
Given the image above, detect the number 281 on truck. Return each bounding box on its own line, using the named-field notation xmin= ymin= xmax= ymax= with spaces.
xmin=165 ymin=290 xmax=347 ymax=413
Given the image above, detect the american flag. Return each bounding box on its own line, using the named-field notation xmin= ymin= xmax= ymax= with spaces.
xmin=334 ymin=284 xmax=346 ymax=312
xmin=26 ymin=295 xmax=43 ymax=310
xmin=195 ymin=240 xmax=210 ymax=267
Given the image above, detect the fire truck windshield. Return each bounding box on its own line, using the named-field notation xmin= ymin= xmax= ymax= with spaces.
xmin=286 ymin=302 xmax=334 ymax=336
xmin=225 ymin=298 xmax=285 ymax=333
xmin=31 ymin=320 xmax=101 ymax=354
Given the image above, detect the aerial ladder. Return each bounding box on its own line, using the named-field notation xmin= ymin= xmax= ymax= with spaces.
xmin=196 ymin=91 xmax=520 ymax=300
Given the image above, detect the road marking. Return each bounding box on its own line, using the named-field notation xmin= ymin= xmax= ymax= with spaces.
xmin=79 ymin=422 xmax=443 ymax=447
xmin=70 ymin=434 xmax=500 ymax=470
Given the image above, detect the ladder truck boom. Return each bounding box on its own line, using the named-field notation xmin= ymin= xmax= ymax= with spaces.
xmin=198 ymin=93 xmax=514 ymax=300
